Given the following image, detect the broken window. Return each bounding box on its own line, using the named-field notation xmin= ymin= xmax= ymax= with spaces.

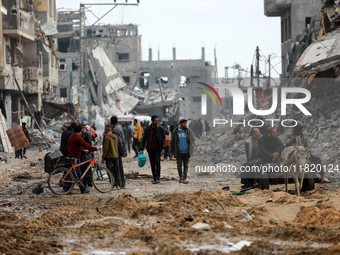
xmin=139 ymin=72 xmax=149 ymax=89
xmin=60 ymin=88 xmax=67 ymax=98
xmin=305 ymin=17 xmax=311 ymax=28
xmin=156 ymin=77 xmax=168 ymax=84
xmin=59 ymin=61 xmax=66 ymax=71
xmin=123 ymin=76 xmax=130 ymax=84
xmin=118 ymin=53 xmax=129 ymax=61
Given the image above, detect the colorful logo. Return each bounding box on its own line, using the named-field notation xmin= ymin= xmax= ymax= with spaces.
xmin=197 ymin=82 xmax=222 ymax=115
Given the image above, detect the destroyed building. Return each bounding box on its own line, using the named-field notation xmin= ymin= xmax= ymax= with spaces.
xmin=56 ymin=8 xmax=219 ymax=124
xmin=264 ymin=0 xmax=322 ymax=77
xmin=0 ymin=0 xmax=59 ymax=128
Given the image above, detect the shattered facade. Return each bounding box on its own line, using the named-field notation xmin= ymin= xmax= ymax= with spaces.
xmin=264 ymin=0 xmax=322 ymax=77
xmin=0 ymin=0 xmax=59 ymax=128
xmin=56 ymin=10 xmax=218 ymax=123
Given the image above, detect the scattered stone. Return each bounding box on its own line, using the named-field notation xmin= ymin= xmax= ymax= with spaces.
xmin=240 ymin=210 xmax=253 ymax=222
xmin=30 ymin=161 xmax=39 ymax=166
xmin=32 ymin=182 xmax=44 ymax=194
xmin=13 ymin=172 xmax=31 ymax=181
xmin=191 ymin=223 xmax=210 ymax=230
xmin=269 ymin=219 xmax=278 ymax=225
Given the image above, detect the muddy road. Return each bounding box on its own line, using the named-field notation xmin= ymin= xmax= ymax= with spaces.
xmin=0 ymin=147 xmax=339 ymax=255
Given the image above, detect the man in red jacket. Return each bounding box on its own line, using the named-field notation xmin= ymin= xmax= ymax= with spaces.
xmin=67 ymin=124 xmax=101 ymax=193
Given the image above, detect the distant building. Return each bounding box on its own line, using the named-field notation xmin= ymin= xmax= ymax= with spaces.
xmin=56 ymin=14 xmax=218 ymax=122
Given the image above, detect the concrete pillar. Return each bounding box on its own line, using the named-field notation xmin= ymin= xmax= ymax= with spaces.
xmin=0 ymin=0 xmax=3 ymax=72
xmin=201 ymin=47 xmax=205 ymax=62
xmin=5 ymin=94 xmax=12 ymax=127
xmin=148 ymin=48 xmax=152 ymax=61
xmin=172 ymin=47 xmax=176 ymax=61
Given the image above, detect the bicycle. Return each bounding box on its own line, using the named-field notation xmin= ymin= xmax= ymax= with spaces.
xmin=48 ymin=157 xmax=114 ymax=195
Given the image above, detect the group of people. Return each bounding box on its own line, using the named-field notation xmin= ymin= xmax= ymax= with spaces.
xmin=59 ymin=115 xmax=196 ymax=193
xmin=138 ymin=116 xmax=195 ymax=184
xmin=241 ymin=122 xmax=330 ymax=190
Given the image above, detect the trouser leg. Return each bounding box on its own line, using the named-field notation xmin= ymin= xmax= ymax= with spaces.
xmin=182 ymin=153 xmax=189 ymax=180
xmin=117 ymin=156 xmax=125 ymax=187
xmin=154 ymin=150 xmax=161 ymax=180
xmin=177 ymin=154 xmax=183 ymax=178
xmin=106 ymin=158 xmax=119 ymax=187
xmin=148 ymin=150 xmax=157 ymax=181
xmin=132 ymin=138 xmax=140 ymax=156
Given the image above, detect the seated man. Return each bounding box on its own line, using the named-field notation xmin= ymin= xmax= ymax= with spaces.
xmin=241 ymin=128 xmax=261 ymax=189
xmin=255 ymin=127 xmax=285 ymax=189
xmin=285 ymin=123 xmax=330 ymax=183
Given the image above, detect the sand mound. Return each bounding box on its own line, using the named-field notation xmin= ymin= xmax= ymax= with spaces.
xmin=100 ymin=190 xmax=244 ymax=219
xmin=294 ymin=206 xmax=340 ymax=226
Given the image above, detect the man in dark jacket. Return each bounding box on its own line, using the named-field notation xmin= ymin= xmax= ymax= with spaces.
xmin=80 ymin=125 xmax=93 ymax=191
xmin=255 ymin=127 xmax=284 ymax=189
xmin=110 ymin=116 xmax=127 ymax=188
xmin=123 ymin=122 xmax=133 ymax=154
xmin=241 ymin=128 xmax=261 ymax=189
xmin=102 ymin=125 xmax=126 ymax=190
xmin=140 ymin=115 xmax=165 ymax=184
xmin=60 ymin=122 xmax=77 ymax=157
xmin=170 ymin=119 xmax=195 ymax=184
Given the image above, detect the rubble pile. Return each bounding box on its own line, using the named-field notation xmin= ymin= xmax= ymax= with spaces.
xmin=193 ymin=93 xmax=340 ymax=180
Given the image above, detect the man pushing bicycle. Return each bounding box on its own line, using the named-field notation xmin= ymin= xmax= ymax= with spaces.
xmin=67 ymin=124 xmax=101 ymax=194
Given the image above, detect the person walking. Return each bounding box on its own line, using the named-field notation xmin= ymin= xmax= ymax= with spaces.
xmin=132 ymin=119 xmax=143 ymax=158
xmin=102 ymin=125 xmax=125 ymax=190
xmin=123 ymin=122 xmax=133 ymax=154
xmin=60 ymin=122 xmax=77 ymax=157
xmin=139 ymin=115 xmax=165 ymax=184
xmin=80 ymin=125 xmax=94 ymax=191
xmin=21 ymin=122 xmax=31 ymax=159
xmin=164 ymin=131 xmax=170 ymax=161
xmin=67 ymin=124 xmax=101 ymax=194
xmin=110 ymin=116 xmax=127 ymax=188
xmin=170 ymin=119 xmax=195 ymax=184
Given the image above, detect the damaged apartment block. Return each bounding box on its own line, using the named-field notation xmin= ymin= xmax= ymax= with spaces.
xmin=0 ymin=0 xmax=59 ymax=130
xmin=56 ymin=10 xmax=219 ymax=123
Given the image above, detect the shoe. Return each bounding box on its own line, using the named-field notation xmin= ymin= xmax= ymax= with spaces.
xmin=115 ymin=185 xmax=120 ymax=190
xmin=321 ymin=177 xmax=331 ymax=183
xmin=179 ymin=178 xmax=183 ymax=183
xmin=79 ymin=186 xmax=90 ymax=194
xmin=23 ymin=155 xmax=27 ymax=159
xmin=152 ymin=180 xmax=158 ymax=184
xmin=120 ymin=186 xmax=126 ymax=189
xmin=156 ymin=179 xmax=160 ymax=183
xmin=241 ymin=184 xmax=253 ymax=189
xmin=182 ymin=180 xmax=189 ymax=184
xmin=133 ymin=155 xmax=138 ymax=158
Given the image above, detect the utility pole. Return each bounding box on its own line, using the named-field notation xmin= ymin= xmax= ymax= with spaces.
xmin=256 ymin=46 xmax=260 ymax=87
xmin=250 ymin=64 xmax=254 ymax=86
xmin=268 ymin=54 xmax=271 ymax=87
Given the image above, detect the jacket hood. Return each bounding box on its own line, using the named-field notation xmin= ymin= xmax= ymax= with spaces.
xmin=107 ymin=133 xmax=117 ymax=140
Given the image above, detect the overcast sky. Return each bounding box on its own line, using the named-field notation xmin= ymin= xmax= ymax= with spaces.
xmin=56 ymin=0 xmax=282 ymax=78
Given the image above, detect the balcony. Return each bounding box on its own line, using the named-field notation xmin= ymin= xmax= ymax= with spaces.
xmin=2 ymin=1 xmax=35 ymax=41
xmin=23 ymin=67 xmax=43 ymax=94
xmin=264 ymin=0 xmax=292 ymax=17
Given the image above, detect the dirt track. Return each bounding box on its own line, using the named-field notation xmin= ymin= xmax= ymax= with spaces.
xmin=0 ymin=147 xmax=340 ymax=255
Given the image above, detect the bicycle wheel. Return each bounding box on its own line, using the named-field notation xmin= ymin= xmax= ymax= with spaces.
xmin=48 ymin=167 xmax=76 ymax=195
xmin=92 ymin=165 xmax=114 ymax=193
